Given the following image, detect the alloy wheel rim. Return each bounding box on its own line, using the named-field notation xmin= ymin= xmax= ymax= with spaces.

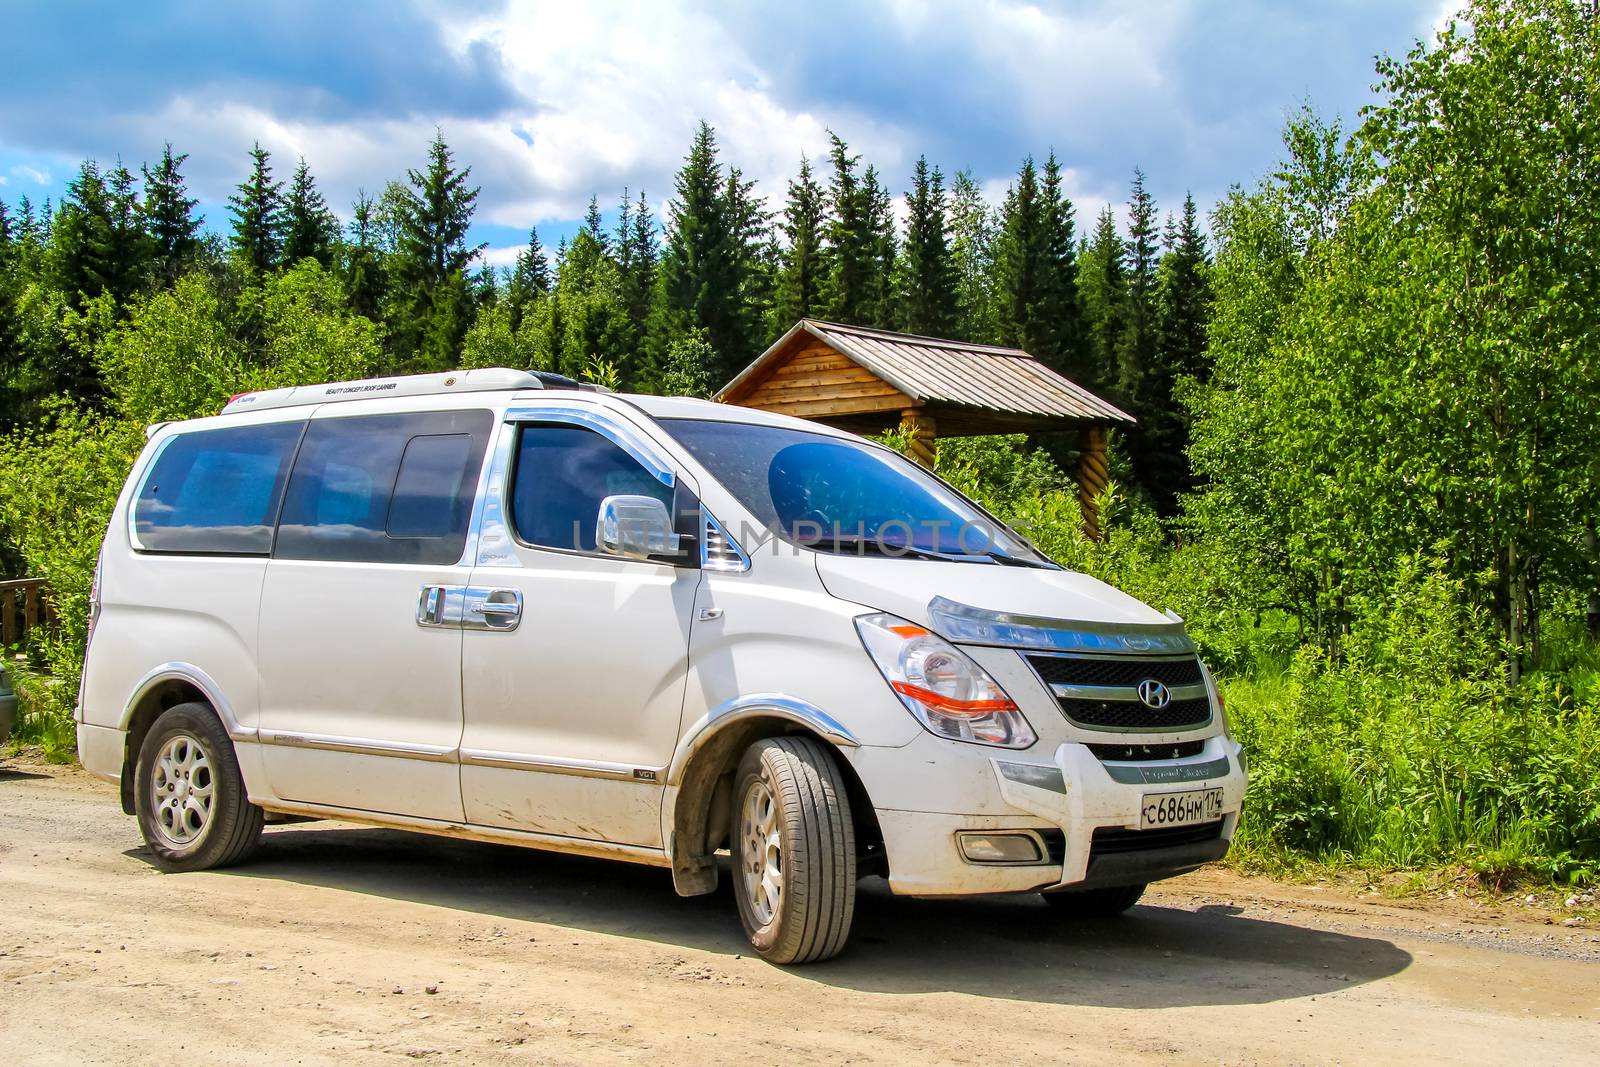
xmin=740 ymin=778 xmax=782 ymax=928
xmin=150 ymin=733 xmax=215 ymax=849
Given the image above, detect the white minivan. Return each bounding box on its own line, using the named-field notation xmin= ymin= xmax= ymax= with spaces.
xmin=78 ymin=368 xmax=1246 ymax=963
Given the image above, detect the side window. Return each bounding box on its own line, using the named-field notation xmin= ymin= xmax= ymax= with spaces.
xmin=511 ymin=423 xmax=674 ymax=554
xmin=274 ymin=410 xmax=492 ymax=564
xmin=133 ymin=421 xmax=303 ymax=555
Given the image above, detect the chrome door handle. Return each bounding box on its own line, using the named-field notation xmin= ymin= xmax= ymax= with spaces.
xmin=464 ymin=588 xmax=523 ymax=631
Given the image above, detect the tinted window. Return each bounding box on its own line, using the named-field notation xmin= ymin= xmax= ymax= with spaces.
xmin=275 ymin=410 xmax=491 ymax=564
xmin=134 ymin=421 xmax=303 ymax=555
xmin=511 ymin=424 xmax=674 ymax=553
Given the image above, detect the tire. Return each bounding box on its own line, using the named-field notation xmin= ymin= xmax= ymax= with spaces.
xmin=730 ymin=736 xmax=857 ymax=964
xmin=134 ymin=702 xmax=263 ymax=872
xmin=1042 ymin=882 xmax=1147 ymax=917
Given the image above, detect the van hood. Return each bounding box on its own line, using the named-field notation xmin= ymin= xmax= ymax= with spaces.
xmin=813 ymin=552 xmax=1177 ymax=641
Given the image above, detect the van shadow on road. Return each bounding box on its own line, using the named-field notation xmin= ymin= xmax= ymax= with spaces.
xmin=140 ymin=823 xmax=1412 ymax=1009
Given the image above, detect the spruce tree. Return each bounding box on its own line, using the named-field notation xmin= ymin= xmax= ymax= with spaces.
xmin=104 ymin=160 xmax=152 ymax=302
xmin=1140 ymin=191 xmax=1212 ymax=513
xmin=1037 ymin=152 xmax=1084 ymax=376
xmin=896 ymin=156 xmax=957 ymax=336
xmin=507 ymin=225 xmax=551 ymax=330
xmin=141 ymin=143 xmax=200 ymax=284
xmin=650 ymin=121 xmax=755 ymax=387
xmin=621 ymin=190 xmax=659 ymax=333
xmin=1079 ymin=205 xmax=1127 ymax=390
xmin=583 ymin=195 xmax=607 ymax=250
xmin=389 ymin=132 xmax=484 ymax=370
xmin=1118 ymin=167 xmax=1160 ymax=401
xmin=994 ymin=156 xmax=1044 ymax=351
xmin=53 ymin=160 xmax=116 ymax=305
xmin=773 ymin=154 xmax=828 ymax=328
xmin=282 ymin=157 xmax=339 ymax=267
xmin=229 ymin=143 xmax=284 ymax=273
xmin=824 ymin=133 xmax=895 ymax=328
xmin=342 ymin=190 xmax=386 ymax=321
xmin=949 ymin=169 xmax=999 ymax=343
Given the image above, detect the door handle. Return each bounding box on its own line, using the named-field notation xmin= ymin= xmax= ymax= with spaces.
xmin=464 ymin=588 xmax=523 ymax=631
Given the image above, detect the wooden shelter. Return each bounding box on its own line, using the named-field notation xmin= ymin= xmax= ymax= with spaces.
xmin=716 ymin=319 xmax=1135 ymax=538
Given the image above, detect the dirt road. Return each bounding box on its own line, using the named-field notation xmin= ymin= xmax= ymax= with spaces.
xmin=2 ymin=757 xmax=1597 ymax=1065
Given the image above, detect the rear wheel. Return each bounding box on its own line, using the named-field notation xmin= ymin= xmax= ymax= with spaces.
xmin=730 ymin=737 xmax=857 ymax=964
xmin=1042 ymin=882 xmax=1146 ymax=917
xmin=134 ymin=703 xmax=262 ymax=872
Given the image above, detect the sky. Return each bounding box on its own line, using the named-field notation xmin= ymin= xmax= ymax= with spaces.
xmin=0 ymin=0 xmax=1456 ymax=269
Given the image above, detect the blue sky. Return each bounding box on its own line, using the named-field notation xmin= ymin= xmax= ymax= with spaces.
xmin=0 ymin=1 xmax=1453 ymax=268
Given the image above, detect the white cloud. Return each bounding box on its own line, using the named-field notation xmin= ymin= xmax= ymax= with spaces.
xmin=8 ymin=164 xmax=50 ymax=184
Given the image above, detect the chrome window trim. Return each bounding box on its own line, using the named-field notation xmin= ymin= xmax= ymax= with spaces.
xmin=492 ymin=405 xmax=694 ymax=568
xmin=503 ymin=404 xmax=676 ymax=488
xmin=928 ymin=596 xmax=1196 ymax=655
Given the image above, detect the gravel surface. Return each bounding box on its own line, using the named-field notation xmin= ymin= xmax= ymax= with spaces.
xmin=2 ymin=755 xmax=1597 ymax=1065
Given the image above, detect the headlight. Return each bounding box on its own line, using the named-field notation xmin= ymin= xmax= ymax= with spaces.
xmin=855 ymin=612 xmax=1036 ymax=749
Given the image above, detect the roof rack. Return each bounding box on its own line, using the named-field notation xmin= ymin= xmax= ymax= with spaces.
xmin=219 ymin=367 xmax=600 ymax=416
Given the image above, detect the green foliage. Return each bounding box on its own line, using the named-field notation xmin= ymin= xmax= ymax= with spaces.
xmin=654 ymin=328 xmax=717 ymax=399
xmin=460 ymin=297 xmax=538 ymax=371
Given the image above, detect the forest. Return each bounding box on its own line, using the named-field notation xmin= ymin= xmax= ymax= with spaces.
xmin=1 ymin=0 xmax=1597 ymax=886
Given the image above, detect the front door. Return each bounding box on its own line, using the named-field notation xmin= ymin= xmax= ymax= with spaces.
xmin=256 ymin=407 xmax=493 ymax=820
xmin=460 ymin=413 xmax=700 ymax=847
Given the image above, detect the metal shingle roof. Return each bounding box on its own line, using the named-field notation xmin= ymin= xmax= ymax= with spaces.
xmin=719 ymin=319 xmax=1134 ymax=424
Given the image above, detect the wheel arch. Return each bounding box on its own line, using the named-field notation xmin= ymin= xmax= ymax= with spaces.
xmin=118 ymin=663 xmax=248 ymax=816
xmin=665 ymin=695 xmax=881 ymax=896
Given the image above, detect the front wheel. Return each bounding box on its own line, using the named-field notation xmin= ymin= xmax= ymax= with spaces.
xmin=134 ymin=703 xmax=263 ymax=872
xmin=730 ymin=737 xmax=857 ymax=964
xmin=1042 ymin=882 xmax=1146 ymax=917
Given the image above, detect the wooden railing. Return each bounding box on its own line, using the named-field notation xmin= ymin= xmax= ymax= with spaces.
xmin=0 ymin=579 xmax=53 ymax=648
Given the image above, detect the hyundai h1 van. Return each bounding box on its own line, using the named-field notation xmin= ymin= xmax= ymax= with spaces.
xmin=77 ymin=368 xmax=1246 ymax=964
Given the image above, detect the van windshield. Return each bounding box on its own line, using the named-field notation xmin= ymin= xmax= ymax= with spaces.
xmin=660 ymin=418 xmax=1055 ymax=567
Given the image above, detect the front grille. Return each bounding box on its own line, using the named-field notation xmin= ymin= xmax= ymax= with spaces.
xmin=1090 ymin=821 xmax=1224 ymax=856
xmin=1087 ymin=739 xmax=1207 ymax=762
xmin=1026 ymin=654 xmax=1202 ymax=688
xmin=1056 ymin=695 xmax=1211 ymax=731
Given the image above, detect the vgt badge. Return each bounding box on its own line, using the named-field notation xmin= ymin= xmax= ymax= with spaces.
xmin=1136 ymin=679 xmax=1172 ymax=709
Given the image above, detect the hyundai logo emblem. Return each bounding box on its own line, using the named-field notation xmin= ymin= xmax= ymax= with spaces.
xmin=1136 ymin=679 xmax=1171 ymax=709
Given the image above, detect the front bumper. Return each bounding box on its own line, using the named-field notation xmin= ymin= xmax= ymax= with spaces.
xmin=857 ymin=734 xmax=1247 ymax=896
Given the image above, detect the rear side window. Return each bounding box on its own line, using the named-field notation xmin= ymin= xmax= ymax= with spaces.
xmin=133 ymin=422 xmax=303 ymax=555
xmin=274 ymin=410 xmax=492 ymax=564
xmin=511 ymin=424 xmax=674 ymax=553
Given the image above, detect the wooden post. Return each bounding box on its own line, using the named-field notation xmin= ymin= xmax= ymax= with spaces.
xmin=1 ymin=588 xmax=13 ymax=647
xmin=1077 ymin=425 xmax=1109 ymax=541
xmin=899 ymin=408 xmax=937 ymax=468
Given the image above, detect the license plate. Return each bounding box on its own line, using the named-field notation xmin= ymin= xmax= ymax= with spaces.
xmin=1140 ymin=787 xmax=1225 ymax=829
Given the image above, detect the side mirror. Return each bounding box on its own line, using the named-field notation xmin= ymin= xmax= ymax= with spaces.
xmin=596 ymin=495 xmax=681 ymax=560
